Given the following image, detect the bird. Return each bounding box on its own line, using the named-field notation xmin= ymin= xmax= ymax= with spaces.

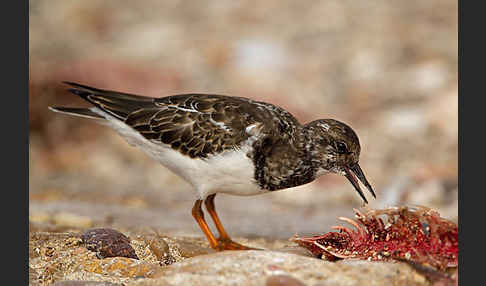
xmin=49 ymin=82 xmax=376 ymax=251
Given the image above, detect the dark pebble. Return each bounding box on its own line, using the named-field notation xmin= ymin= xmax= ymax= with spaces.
xmin=81 ymin=228 xmax=138 ymax=259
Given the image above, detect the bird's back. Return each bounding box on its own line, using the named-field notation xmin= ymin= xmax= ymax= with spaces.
xmin=55 ymin=82 xmax=302 ymax=160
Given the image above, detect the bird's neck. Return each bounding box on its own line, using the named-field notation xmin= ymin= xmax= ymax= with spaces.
xmin=301 ymin=123 xmax=335 ymax=175
xmin=252 ymin=127 xmax=318 ymax=191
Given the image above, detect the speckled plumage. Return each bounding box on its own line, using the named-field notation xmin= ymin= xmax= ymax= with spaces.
xmin=50 ymin=82 xmax=375 ymax=202
xmin=50 ymin=81 xmax=376 ymax=250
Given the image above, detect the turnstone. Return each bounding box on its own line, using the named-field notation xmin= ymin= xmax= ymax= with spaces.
xmin=49 ymin=82 xmax=376 ymax=250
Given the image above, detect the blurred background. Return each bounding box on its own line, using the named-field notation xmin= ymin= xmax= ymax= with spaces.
xmin=29 ymin=0 xmax=457 ymax=239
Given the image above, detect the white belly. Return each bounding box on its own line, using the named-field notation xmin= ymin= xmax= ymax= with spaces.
xmin=94 ymin=108 xmax=265 ymax=199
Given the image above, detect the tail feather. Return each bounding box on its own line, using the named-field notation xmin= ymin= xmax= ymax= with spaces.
xmin=63 ymin=81 xmax=153 ymax=102
xmin=58 ymin=82 xmax=156 ymax=120
xmin=48 ymin=107 xmax=104 ymax=120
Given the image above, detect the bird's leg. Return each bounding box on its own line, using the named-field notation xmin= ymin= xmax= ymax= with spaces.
xmin=204 ymin=194 xmax=230 ymax=239
xmin=204 ymin=194 xmax=256 ymax=250
xmin=192 ymin=199 xmax=219 ymax=249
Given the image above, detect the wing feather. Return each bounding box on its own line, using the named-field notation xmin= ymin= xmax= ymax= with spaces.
xmin=59 ymin=82 xmax=302 ymax=158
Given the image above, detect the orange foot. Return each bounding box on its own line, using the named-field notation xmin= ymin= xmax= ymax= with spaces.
xmin=214 ymin=238 xmax=260 ymax=251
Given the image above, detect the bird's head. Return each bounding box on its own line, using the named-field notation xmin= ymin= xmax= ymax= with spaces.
xmin=304 ymin=119 xmax=376 ymax=203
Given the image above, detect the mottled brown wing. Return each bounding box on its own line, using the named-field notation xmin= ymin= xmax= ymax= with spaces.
xmin=125 ymin=94 xmax=261 ymax=158
xmin=63 ymin=82 xmax=301 ymax=159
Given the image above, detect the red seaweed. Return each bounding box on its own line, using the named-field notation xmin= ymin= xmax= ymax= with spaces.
xmin=293 ymin=206 xmax=458 ymax=271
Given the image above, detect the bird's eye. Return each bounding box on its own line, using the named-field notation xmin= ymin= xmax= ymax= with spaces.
xmin=335 ymin=142 xmax=348 ymax=154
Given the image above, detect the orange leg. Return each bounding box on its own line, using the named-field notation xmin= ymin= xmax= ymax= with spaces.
xmin=192 ymin=199 xmax=219 ymax=249
xmin=204 ymin=194 xmax=256 ymax=250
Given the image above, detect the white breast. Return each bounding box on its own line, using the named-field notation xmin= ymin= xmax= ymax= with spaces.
xmin=92 ymin=108 xmax=266 ymax=199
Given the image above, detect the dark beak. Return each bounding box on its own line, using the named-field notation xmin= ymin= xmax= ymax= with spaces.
xmin=344 ymin=163 xmax=376 ymax=204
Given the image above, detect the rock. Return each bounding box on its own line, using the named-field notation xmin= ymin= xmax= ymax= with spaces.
xmin=147 ymin=238 xmax=169 ymax=259
xmin=146 ymin=237 xmax=176 ymax=265
xmin=274 ymin=246 xmax=315 ymax=258
xmin=29 ymin=229 xmax=433 ymax=286
xmin=266 ymin=274 xmax=306 ymax=286
xmin=79 ymin=257 xmax=159 ymax=278
xmin=139 ymin=250 xmax=429 ymax=286
xmin=82 ymin=228 xmax=138 ymax=259
xmin=175 ymin=239 xmax=216 ymax=258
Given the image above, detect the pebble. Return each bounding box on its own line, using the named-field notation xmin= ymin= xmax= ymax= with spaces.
xmin=147 ymin=237 xmax=176 ymax=265
xmin=81 ymin=228 xmax=138 ymax=259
